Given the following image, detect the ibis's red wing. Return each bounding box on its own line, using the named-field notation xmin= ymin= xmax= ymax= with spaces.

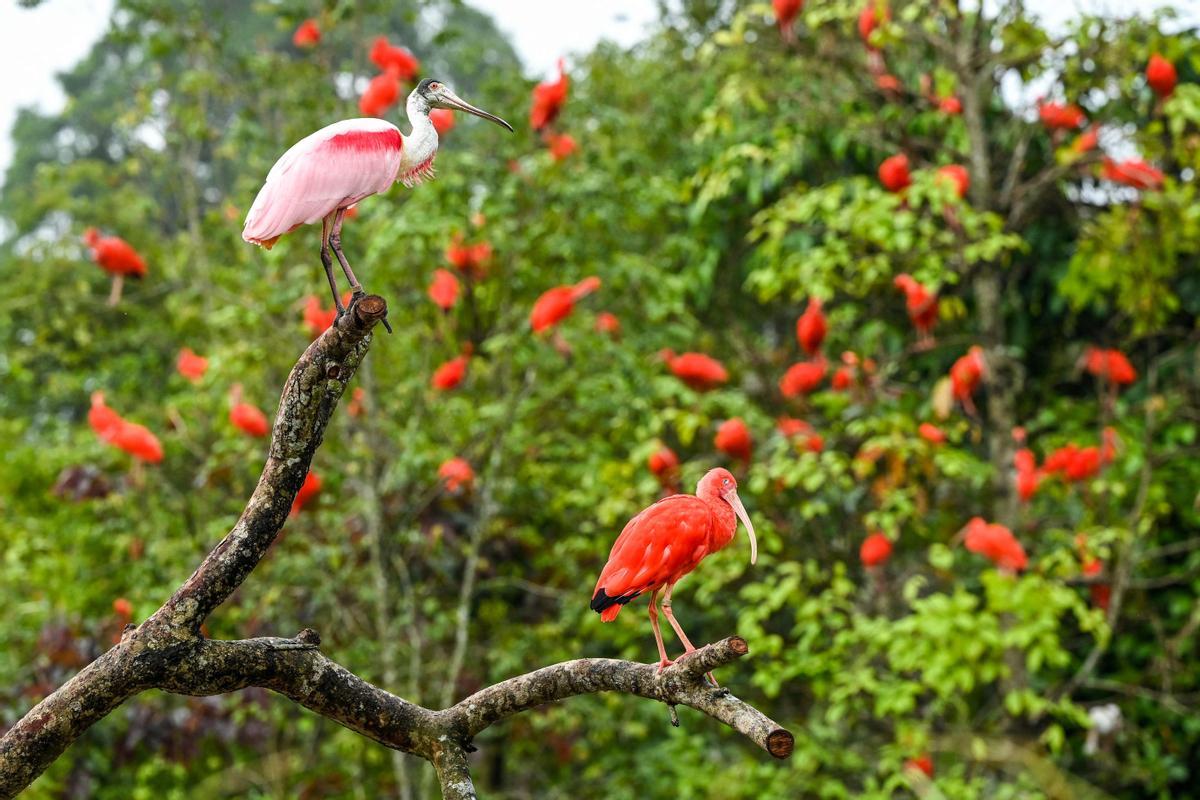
xmin=591 ymin=495 xmax=714 ymax=616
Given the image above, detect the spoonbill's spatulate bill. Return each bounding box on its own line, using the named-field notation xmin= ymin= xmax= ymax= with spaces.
xmin=591 ymin=468 xmax=757 ymax=678
xmin=242 ymin=79 xmax=512 ymax=315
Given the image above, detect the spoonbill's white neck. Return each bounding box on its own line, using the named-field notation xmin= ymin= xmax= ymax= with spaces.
xmin=398 ymin=90 xmax=438 ymax=187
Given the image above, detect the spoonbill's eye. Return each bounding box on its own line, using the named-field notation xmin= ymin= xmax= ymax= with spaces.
xmin=429 ymin=82 xmax=442 ymax=91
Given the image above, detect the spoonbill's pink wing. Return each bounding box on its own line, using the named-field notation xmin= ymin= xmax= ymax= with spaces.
xmin=591 ymin=494 xmax=714 ymax=618
xmin=243 ymin=118 xmax=403 ymax=248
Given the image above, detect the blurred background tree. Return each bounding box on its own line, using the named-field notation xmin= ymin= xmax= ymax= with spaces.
xmin=1 ymin=0 xmax=1199 ymax=797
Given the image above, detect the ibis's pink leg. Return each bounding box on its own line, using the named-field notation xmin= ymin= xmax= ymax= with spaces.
xmin=319 ymin=214 xmax=344 ymax=314
xmin=107 ymin=274 xmax=124 ymax=307
xmin=662 ymin=583 xmax=717 ymax=686
xmin=329 ymin=208 xmax=363 ymax=296
xmin=647 ymin=590 xmax=672 ymax=671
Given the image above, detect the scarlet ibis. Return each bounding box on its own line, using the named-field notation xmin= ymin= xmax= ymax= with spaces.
xmin=112 ymin=598 xmax=133 ymax=620
xmin=905 ymin=756 xmax=934 ymax=778
xmin=1039 ymin=102 xmax=1086 ymax=131
xmin=444 ymin=234 xmax=493 ymax=278
xmin=949 ymin=346 xmax=985 ymax=414
xmin=938 ymin=96 xmax=962 ymax=114
xmin=647 ymin=445 xmax=680 ymax=493
xmin=780 ymin=359 xmax=827 ymax=397
xmin=530 ymin=58 xmax=568 ymax=131
xmin=546 ymin=132 xmax=577 ymax=161
xmin=1014 ymin=447 xmax=1041 ymax=502
xmin=773 ymin=0 xmax=803 ymax=42
xmin=229 ymin=386 xmax=270 ymax=438
xmin=360 ymin=71 xmax=402 ymax=117
xmin=778 ymin=417 xmax=823 ymax=453
xmin=796 ymin=297 xmax=827 ymax=356
xmin=893 ymin=273 xmax=938 ymax=346
xmin=714 ymin=418 xmax=752 ymax=463
xmin=918 ymin=422 xmax=945 ymax=444
xmin=878 ymin=154 xmax=911 ymax=192
xmin=1082 ymin=558 xmax=1111 ymax=610
xmin=291 ymin=471 xmax=322 ymax=515
xmin=438 ymin=457 xmax=474 ymax=493
xmin=591 ymin=468 xmax=757 ymax=672
xmin=1146 ymin=54 xmax=1177 ymax=98
xmin=347 ymin=387 xmax=367 ymax=417
xmin=859 ymin=533 xmax=892 ymax=568
xmin=293 ymin=19 xmax=321 ymax=47
xmin=88 ymin=392 xmax=122 ymax=443
xmin=432 ymin=354 xmax=468 ymax=390
xmin=961 ymin=518 xmax=1026 ymax=572
xmin=88 ymin=393 xmax=162 ymax=463
xmin=1072 ymin=128 xmax=1100 ymax=154
xmin=831 ymin=363 xmax=854 ymax=391
xmin=858 ymin=2 xmax=889 ymax=45
xmin=662 ymin=351 xmax=728 ymax=391
xmin=176 ymin=348 xmax=208 ymax=383
xmin=530 ymin=277 xmax=601 ymax=333
xmin=427 ymin=269 xmax=460 ymax=311
xmin=594 ymin=312 xmax=621 ymax=337
xmin=430 ymin=109 xmax=455 ymax=136
xmin=936 ymin=164 xmax=969 ymax=198
xmin=370 ymin=37 xmax=420 ymax=82
xmin=302 ymin=294 xmax=342 ymax=338
xmin=1102 ymin=157 xmax=1164 ymax=190
xmin=1083 ymin=347 xmax=1137 ymax=387
xmin=243 ymin=80 xmax=512 ymax=316
xmin=83 ymin=228 xmax=147 ymax=306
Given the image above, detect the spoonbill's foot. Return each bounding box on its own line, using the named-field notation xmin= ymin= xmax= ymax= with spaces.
xmin=656 ymin=658 xmax=675 ymax=673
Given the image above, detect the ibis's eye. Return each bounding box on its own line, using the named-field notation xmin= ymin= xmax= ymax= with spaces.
xmin=723 ymin=478 xmax=731 ymax=485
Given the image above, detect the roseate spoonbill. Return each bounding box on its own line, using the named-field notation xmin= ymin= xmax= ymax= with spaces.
xmin=242 ymin=79 xmax=512 ymax=316
xmin=83 ymin=228 xmax=147 ymax=306
xmin=591 ymin=468 xmax=756 ymax=676
xmin=1146 ymin=54 xmax=1177 ymax=98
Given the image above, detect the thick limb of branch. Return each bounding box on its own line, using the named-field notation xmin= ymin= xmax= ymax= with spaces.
xmin=0 ymin=290 xmax=791 ymax=798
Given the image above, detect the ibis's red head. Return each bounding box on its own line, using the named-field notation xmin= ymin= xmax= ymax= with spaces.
xmin=416 ymin=79 xmax=514 ymax=132
xmin=698 ymin=467 xmax=757 ymax=565
xmin=82 ymin=227 xmax=101 ymax=247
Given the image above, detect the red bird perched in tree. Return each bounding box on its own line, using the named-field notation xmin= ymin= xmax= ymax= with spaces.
xmin=530 ymin=277 xmax=601 ymax=333
xmin=1014 ymin=447 xmax=1041 ymax=502
xmin=430 ymin=109 xmax=455 ymax=136
xmin=938 ymin=96 xmax=962 ymax=115
xmin=292 ymin=19 xmax=321 ymax=47
xmin=439 ymin=457 xmax=474 ymax=493
xmin=546 ymin=132 xmax=577 ymax=161
xmin=773 ymin=0 xmax=803 ymax=43
xmin=936 ymin=164 xmax=970 ymax=198
xmin=291 ymin=471 xmax=322 ymax=515
xmin=1082 ymin=558 xmax=1111 ymax=610
xmin=83 ymin=227 xmax=147 ymax=306
xmin=661 ymin=350 xmax=728 ymax=391
xmin=112 ymin=597 xmax=133 ymax=621
xmin=444 ymin=234 xmax=493 ymax=278
xmin=1072 ymin=128 xmax=1100 ymax=154
xmin=1039 ymin=102 xmax=1086 ymax=131
xmin=831 ymin=366 xmax=854 ymax=391
xmin=1102 ymin=157 xmax=1164 ymax=191
xmin=962 ymin=517 xmax=1027 ymax=572
xmin=594 ymin=312 xmax=621 ymax=337
xmin=858 ymin=2 xmax=889 ymax=46
xmin=369 ymin=37 xmax=420 ymax=82
xmin=715 ymin=418 xmax=752 ymax=463
xmin=777 ymin=417 xmax=823 ymax=453
xmin=432 ymin=354 xmax=468 ymax=390
xmin=648 ymin=445 xmax=680 ymax=493
xmin=229 ymin=386 xmax=270 ymax=438
xmin=1083 ymin=347 xmax=1137 ymax=387
xmin=88 ymin=392 xmax=123 ymax=444
xmin=878 ymin=154 xmax=911 ymax=192
xmin=950 ymin=346 xmax=986 ymax=414
xmin=302 ymin=294 xmax=339 ymax=339
xmin=918 ymin=422 xmax=945 ymax=445
xmin=591 ymin=468 xmax=757 ymax=674
xmin=427 ymin=269 xmax=460 ymax=311
xmin=530 ymin=58 xmax=569 ymax=131
xmin=893 ymin=273 xmax=938 ymax=346
xmin=859 ymin=532 xmax=892 ymax=568
xmin=796 ymin=297 xmax=827 ymax=355
xmin=359 ymin=71 xmax=402 ymax=117
xmin=176 ymin=348 xmax=208 ymax=383
xmin=780 ymin=359 xmax=827 ymax=397
xmin=1146 ymin=54 xmax=1177 ymax=98
xmin=905 ymin=755 xmax=935 ymax=778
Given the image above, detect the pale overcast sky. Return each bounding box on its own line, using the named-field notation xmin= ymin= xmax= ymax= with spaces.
xmin=0 ymin=0 xmax=1196 ymax=179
